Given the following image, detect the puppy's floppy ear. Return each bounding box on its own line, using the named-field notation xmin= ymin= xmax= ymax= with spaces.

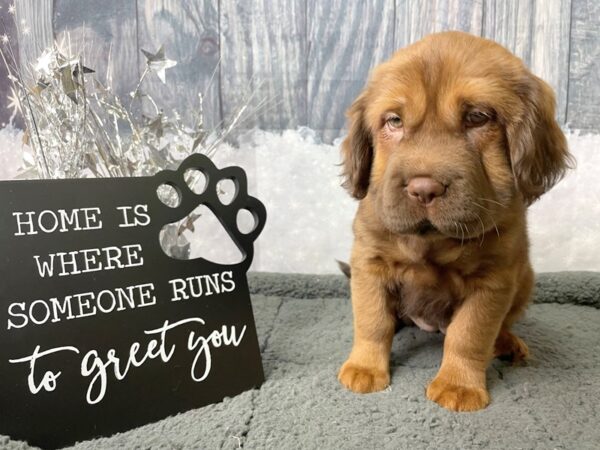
xmin=341 ymin=92 xmax=373 ymax=199
xmin=506 ymin=74 xmax=574 ymax=205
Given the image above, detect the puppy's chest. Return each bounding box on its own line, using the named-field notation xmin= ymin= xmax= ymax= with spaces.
xmin=393 ymin=263 xmax=466 ymax=333
xmin=378 ymin=238 xmax=473 ymax=332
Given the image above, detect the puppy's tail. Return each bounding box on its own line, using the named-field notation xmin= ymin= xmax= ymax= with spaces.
xmin=336 ymin=260 xmax=351 ymax=278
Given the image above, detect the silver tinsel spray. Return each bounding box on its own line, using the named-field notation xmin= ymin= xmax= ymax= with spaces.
xmin=0 ymin=9 xmax=268 ymax=258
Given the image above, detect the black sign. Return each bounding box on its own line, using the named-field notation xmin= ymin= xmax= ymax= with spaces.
xmin=0 ymin=154 xmax=266 ymax=449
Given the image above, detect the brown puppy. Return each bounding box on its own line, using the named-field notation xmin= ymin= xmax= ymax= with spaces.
xmin=338 ymin=31 xmax=573 ymax=412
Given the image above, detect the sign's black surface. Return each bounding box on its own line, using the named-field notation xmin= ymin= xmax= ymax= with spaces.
xmin=0 ymin=154 xmax=266 ymax=449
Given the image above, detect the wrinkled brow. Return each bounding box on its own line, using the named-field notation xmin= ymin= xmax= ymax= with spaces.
xmin=366 ymin=83 xmax=427 ymax=130
xmin=438 ymin=77 xmax=522 ymax=122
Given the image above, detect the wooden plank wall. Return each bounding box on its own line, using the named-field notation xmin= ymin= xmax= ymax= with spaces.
xmin=0 ymin=0 xmax=22 ymax=127
xmin=5 ymin=0 xmax=600 ymax=140
xmin=568 ymin=0 xmax=600 ymax=130
xmin=306 ymin=0 xmax=396 ymax=142
xmin=137 ymin=0 xmax=221 ymax=128
xmin=483 ymin=0 xmax=572 ymax=123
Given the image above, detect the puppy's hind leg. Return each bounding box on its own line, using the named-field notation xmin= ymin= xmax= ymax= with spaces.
xmin=494 ymin=265 xmax=533 ymax=363
xmin=494 ymin=328 xmax=529 ymax=363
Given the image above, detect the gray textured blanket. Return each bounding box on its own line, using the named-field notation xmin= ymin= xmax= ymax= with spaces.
xmin=2 ymin=272 xmax=599 ymax=450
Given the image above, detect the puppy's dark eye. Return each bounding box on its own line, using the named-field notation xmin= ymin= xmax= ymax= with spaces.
xmin=465 ymin=110 xmax=491 ymax=128
xmin=386 ymin=115 xmax=403 ymax=129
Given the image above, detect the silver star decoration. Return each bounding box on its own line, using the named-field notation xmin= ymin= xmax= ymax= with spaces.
xmin=6 ymin=87 xmax=21 ymax=119
xmin=58 ymin=64 xmax=79 ymax=103
xmin=141 ymin=45 xmax=177 ymax=84
xmin=72 ymin=62 xmax=95 ymax=78
xmin=57 ymin=59 xmax=94 ymax=103
xmin=34 ymin=49 xmax=54 ymax=76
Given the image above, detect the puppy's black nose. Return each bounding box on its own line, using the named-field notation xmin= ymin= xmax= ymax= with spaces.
xmin=406 ymin=177 xmax=446 ymax=205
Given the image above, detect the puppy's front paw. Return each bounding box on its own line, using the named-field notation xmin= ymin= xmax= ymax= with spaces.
xmin=338 ymin=361 xmax=389 ymax=393
xmin=426 ymin=376 xmax=489 ymax=412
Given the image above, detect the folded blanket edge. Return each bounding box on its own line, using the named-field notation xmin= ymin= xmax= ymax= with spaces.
xmin=247 ymin=271 xmax=600 ymax=309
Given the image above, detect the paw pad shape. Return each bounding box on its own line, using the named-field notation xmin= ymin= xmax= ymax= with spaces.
xmin=154 ymin=153 xmax=266 ymax=270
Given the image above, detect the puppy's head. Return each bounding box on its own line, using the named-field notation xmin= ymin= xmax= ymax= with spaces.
xmin=341 ymin=31 xmax=573 ymax=238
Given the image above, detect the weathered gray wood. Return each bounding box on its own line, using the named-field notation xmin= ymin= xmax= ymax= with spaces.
xmin=14 ymin=0 xmax=53 ymax=81
xmin=395 ymin=0 xmax=484 ymax=49
xmin=136 ymin=0 xmax=221 ymax=128
xmin=530 ymin=0 xmax=571 ymax=124
xmin=306 ymin=0 xmax=396 ymax=142
xmin=0 ymin=0 xmax=23 ymax=127
xmin=219 ymin=0 xmax=307 ymax=130
xmin=483 ymin=0 xmax=571 ymax=123
xmin=5 ymin=1 xmax=600 ymax=136
xmin=567 ymin=0 xmax=600 ymax=130
xmin=53 ymin=0 xmax=139 ymax=101
xmin=483 ymin=0 xmax=535 ymax=67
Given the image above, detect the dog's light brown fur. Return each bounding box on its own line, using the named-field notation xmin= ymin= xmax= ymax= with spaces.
xmin=338 ymin=32 xmax=573 ymax=411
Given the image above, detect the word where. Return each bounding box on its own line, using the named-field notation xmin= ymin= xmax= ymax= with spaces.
xmin=33 ymin=244 xmax=144 ymax=278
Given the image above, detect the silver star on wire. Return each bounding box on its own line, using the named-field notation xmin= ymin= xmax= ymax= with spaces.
xmin=8 ymin=4 xmax=15 ymax=14
xmin=7 ymin=87 xmax=21 ymax=121
xmin=57 ymin=59 xmax=94 ymax=103
xmin=141 ymin=45 xmax=177 ymax=84
xmin=34 ymin=49 xmax=54 ymax=76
